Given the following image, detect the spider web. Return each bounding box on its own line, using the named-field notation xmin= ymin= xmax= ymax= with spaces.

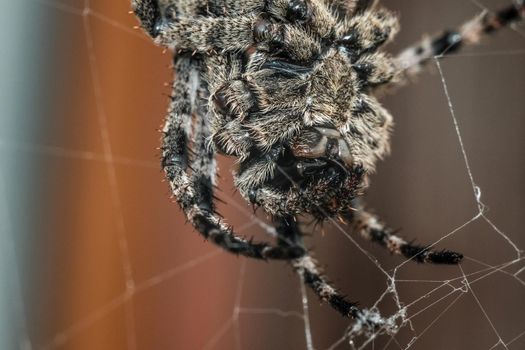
xmin=1 ymin=0 xmax=524 ymax=349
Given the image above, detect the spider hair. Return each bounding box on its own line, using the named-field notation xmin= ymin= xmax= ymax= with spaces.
xmin=133 ymin=0 xmax=523 ymax=328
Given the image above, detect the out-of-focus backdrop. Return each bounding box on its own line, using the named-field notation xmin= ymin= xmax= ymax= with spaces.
xmin=1 ymin=1 xmax=524 ymax=349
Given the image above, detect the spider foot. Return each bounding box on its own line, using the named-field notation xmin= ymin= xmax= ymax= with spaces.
xmin=400 ymin=244 xmax=463 ymax=264
xmin=349 ymin=307 xmax=405 ymax=341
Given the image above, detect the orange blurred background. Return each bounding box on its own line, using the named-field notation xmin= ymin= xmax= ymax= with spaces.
xmin=2 ymin=1 xmax=524 ymax=350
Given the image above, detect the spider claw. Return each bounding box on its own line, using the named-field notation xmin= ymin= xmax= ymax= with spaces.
xmin=427 ymin=250 xmax=463 ymax=264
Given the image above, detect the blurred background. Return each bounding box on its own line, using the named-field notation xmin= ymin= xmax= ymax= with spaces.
xmin=1 ymin=0 xmax=524 ymax=349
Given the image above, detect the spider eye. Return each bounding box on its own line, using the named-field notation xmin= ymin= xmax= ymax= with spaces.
xmin=253 ymin=14 xmax=273 ymax=42
xmin=286 ymin=0 xmax=310 ymax=22
xmin=248 ymin=189 xmax=259 ymax=204
xmin=353 ymin=62 xmax=374 ymax=81
xmin=339 ymin=31 xmax=361 ymax=61
xmin=340 ymin=31 xmax=359 ymax=50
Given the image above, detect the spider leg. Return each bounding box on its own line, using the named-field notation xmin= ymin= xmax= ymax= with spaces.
xmin=395 ymin=1 xmax=525 ymax=76
xmin=188 ymin=77 xmax=217 ymax=214
xmin=275 ymin=216 xmax=362 ymax=318
xmin=171 ymin=0 xmax=265 ymax=18
xmin=276 ymin=216 xmax=395 ymax=331
xmin=132 ymin=0 xmax=265 ymax=35
xmin=157 ymin=15 xmax=259 ymax=52
xmin=132 ymin=0 xmax=262 ymax=52
xmin=353 ymin=52 xmax=397 ymax=89
xmin=352 ymin=0 xmax=378 ymax=14
xmin=336 ymin=7 xmax=400 ymax=59
xmin=346 ymin=202 xmax=463 ymax=264
xmin=163 ymin=55 xmax=305 ymax=260
xmin=133 ymin=0 xmax=338 ymax=57
xmin=157 ymin=14 xmax=326 ymax=59
xmin=319 ymin=0 xmax=372 ymax=16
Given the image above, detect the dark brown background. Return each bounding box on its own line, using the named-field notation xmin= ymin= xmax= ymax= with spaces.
xmin=4 ymin=1 xmax=524 ymax=349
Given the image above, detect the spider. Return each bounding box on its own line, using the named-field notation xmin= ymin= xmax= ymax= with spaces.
xmin=132 ymin=0 xmax=524 ymax=329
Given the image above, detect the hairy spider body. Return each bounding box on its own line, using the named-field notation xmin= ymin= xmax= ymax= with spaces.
xmin=133 ymin=0 xmax=524 ymax=326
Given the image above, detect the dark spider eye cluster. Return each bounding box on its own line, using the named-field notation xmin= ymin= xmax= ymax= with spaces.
xmin=253 ymin=14 xmax=273 ymax=42
xmin=286 ymin=0 xmax=310 ymax=21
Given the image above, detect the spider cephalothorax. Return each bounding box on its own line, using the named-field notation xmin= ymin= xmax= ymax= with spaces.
xmin=133 ymin=0 xmax=524 ymax=328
